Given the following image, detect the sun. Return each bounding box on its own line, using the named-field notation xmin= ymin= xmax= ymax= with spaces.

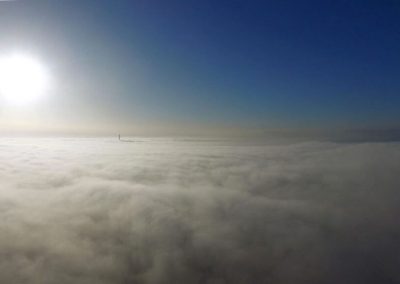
xmin=0 ymin=53 xmax=50 ymax=105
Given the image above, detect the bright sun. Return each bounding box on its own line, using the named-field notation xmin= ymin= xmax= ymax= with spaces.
xmin=0 ymin=53 xmax=50 ymax=105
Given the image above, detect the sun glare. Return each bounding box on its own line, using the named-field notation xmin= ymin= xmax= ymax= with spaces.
xmin=0 ymin=53 xmax=50 ymax=105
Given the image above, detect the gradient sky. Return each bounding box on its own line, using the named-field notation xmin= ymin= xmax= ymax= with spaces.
xmin=0 ymin=0 xmax=400 ymax=136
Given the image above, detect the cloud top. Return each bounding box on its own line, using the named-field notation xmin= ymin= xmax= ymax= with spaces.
xmin=0 ymin=138 xmax=400 ymax=284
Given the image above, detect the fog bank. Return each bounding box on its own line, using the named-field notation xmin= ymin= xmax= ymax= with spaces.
xmin=0 ymin=138 xmax=399 ymax=283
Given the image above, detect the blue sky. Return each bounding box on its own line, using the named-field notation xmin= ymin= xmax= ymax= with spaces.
xmin=0 ymin=0 xmax=400 ymax=135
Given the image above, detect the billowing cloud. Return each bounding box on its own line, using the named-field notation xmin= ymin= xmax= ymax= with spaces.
xmin=0 ymin=138 xmax=399 ymax=284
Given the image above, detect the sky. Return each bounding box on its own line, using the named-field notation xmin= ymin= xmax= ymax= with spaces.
xmin=0 ymin=0 xmax=400 ymax=136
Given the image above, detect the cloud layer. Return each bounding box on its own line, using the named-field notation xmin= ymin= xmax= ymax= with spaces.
xmin=0 ymin=138 xmax=400 ymax=284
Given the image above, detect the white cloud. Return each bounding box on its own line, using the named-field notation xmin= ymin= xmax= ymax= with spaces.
xmin=0 ymin=138 xmax=399 ymax=283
